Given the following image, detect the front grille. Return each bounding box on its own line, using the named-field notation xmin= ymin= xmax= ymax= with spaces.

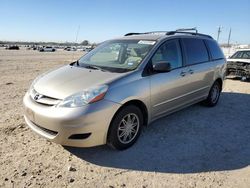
xmin=31 ymin=121 xmax=58 ymax=136
xmin=227 ymin=61 xmax=249 ymax=69
xmin=35 ymin=96 xmax=60 ymax=106
xmin=30 ymin=89 xmax=60 ymax=106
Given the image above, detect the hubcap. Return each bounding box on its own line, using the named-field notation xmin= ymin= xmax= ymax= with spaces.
xmin=211 ymin=84 xmax=220 ymax=103
xmin=117 ymin=113 xmax=139 ymax=144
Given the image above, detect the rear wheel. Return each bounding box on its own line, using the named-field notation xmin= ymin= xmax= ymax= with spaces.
xmin=202 ymin=81 xmax=221 ymax=107
xmin=107 ymin=105 xmax=143 ymax=150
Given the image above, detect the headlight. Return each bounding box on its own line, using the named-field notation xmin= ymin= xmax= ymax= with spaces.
xmin=57 ymin=85 xmax=108 ymax=108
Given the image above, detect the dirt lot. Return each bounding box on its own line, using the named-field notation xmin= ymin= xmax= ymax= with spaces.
xmin=0 ymin=48 xmax=249 ymax=188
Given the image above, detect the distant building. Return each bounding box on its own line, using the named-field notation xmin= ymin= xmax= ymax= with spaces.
xmin=236 ymin=44 xmax=249 ymax=49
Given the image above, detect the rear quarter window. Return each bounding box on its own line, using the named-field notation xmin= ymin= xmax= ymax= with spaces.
xmin=182 ymin=38 xmax=209 ymax=65
xmin=205 ymin=40 xmax=224 ymax=60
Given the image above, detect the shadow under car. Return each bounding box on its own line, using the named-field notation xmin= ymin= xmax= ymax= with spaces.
xmin=65 ymin=92 xmax=250 ymax=173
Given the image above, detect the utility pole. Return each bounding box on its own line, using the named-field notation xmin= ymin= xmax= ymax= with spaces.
xmin=217 ymin=26 xmax=222 ymax=42
xmin=227 ymin=28 xmax=232 ymax=56
xmin=227 ymin=28 xmax=231 ymax=47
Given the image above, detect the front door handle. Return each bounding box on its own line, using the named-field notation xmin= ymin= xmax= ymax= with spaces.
xmin=188 ymin=69 xmax=194 ymax=74
xmin=180 ymin=71 xmax=186 ymax=77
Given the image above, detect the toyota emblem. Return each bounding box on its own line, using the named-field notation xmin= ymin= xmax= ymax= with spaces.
xmin=34 ymin=94 xmax=43 ymax=100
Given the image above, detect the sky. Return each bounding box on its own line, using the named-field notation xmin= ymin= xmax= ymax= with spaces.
xmin=1 ymin=0 xmax=250 ymax=44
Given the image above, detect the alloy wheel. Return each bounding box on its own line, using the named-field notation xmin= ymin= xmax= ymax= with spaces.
xmin=117 ymin=113 xmax=140 ymax=144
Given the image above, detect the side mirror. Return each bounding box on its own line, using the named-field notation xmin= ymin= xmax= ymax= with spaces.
xmin=153 ymin=61 xmax=171 ymax=73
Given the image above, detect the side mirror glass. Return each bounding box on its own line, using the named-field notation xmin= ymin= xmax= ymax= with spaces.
xmin=153 ymin=61 xmax=171 ymax=73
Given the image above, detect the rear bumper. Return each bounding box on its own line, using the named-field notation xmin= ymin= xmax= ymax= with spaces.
xmin=23 ymin=92 xmax=121 ymax=147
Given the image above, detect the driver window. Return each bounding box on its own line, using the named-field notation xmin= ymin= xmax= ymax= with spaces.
xmin=151 ymin=40 xmax=182 ymax=69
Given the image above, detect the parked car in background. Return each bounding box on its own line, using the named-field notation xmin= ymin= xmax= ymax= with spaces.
xmin=23 ymin=28 xmax=226 ymax=150
xmin=26 ymin=45 xmax=38 ymax=50
xmin=83 ymin=46 xmax=94 ymax=52
xmin=227 ymin=49 xmax=250 ymax=80
xmin=64 ymin=46 xmax=77 ymax=51
xmin=39 ymin=46 xmax=56 ymax=52
xmin=6 ymin=45 xmax=20 ymax=50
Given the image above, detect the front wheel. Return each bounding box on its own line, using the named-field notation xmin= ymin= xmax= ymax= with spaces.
xmin=107 ymin=105 xmax=143 ymax=150
xmin=202 ymin=81 xmax=221 ymax=107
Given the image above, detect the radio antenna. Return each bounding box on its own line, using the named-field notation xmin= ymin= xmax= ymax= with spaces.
xmin=75 ymin=25 xmax=80 ymax=44
xmin=72 ymin=25 xmax=80 ymax=62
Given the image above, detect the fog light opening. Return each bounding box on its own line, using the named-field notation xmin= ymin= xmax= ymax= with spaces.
xmin=68 ymin=133 xmax=91 ymax=140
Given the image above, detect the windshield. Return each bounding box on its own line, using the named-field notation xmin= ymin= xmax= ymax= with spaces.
xmin=230 ymin=51 xmax=250 ymax=59
xmin=77 ymin=40 xmax=155 ymax=72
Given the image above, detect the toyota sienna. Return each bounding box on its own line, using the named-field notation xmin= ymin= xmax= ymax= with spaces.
xmin=23 ymin=29 xmax=226 ymax=150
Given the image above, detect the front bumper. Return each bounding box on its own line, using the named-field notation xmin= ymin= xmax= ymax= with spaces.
xmin=226 ymin=68 xmax=250 ymax=78
xmin=226 ymin=62 xmax=250 ymax=78
xmin=23 ymin=92 xmax=121 ymax=147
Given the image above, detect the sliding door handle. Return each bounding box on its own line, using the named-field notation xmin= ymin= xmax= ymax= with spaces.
xmin=188 ymin=69 xmax=194 ymax=74
xmin=180 ymin=71 xmax=186 ymax=77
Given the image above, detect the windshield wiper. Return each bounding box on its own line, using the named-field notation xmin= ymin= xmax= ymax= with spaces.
xmin=84 ymin=65 xmax=108 ymax=72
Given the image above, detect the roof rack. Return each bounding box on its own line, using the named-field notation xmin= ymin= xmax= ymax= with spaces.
xmin=176 ymin=27 xmax=198 ymax=33
xmin=124 ymin=31 xmax=168 ymax=36
xmin=124 ymin=28 xmax=213 ymax=39
xmin=166 ymin=28 xmax=213 ymax=39
xmin=124 ymin=33 xmax=144 ymax=36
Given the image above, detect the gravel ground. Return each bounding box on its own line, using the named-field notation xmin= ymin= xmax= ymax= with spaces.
xmin=0 ymin=48 xmax=249 ymax=188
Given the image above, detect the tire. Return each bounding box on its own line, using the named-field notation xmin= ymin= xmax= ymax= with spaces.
xmin=202 ymin=81 xmax=221 ymax=107
xmin=107 ymin=105 xmax=143 ymax=150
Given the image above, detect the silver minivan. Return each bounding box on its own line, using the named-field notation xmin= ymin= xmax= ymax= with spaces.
xmin=23 ymin=29 xmax=226 ymax=150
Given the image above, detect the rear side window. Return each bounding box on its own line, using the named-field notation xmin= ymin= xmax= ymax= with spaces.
xmin=182 ymin=38 xmax=209 ymax=65
xmin=205 ymin=40 xmax=224 ymax=60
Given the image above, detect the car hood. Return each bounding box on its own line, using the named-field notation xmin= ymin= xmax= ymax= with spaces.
xmin=34 ymin=65 xmax=126 ymax=99
xmin=227 ymin=58 xmax=250 ymax=63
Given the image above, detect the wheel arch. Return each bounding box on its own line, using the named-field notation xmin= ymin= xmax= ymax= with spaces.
xmin=106 ymin=99 xmax=149 ymax=142
xmin=215 ymin=77 xmax=223 ymax=91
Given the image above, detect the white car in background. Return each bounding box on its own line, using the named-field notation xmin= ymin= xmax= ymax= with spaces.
xmin=39 ymin=46 xmax=56 ymax=52
xmin=227 ymin=49 xmax=250 ymax=80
